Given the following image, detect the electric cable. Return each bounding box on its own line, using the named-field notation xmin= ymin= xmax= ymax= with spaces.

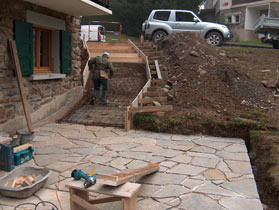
xmin=14 ymin=200 xmax=58 ymax=210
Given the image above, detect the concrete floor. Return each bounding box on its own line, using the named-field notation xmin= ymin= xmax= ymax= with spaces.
xmin=0 ymin=123 xmax=263 ymax=210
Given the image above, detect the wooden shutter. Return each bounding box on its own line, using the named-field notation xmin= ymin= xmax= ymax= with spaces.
xmin=61 ymin=30 xmax=72 ymax=74
xmin=14 ymin=21 xmax=33 ymax=76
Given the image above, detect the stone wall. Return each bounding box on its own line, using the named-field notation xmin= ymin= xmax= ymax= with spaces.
xmin=0 ymin=0 xmax=83 ymax=132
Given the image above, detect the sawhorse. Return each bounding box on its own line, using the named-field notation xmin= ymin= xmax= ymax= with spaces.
xmin=66 ymin=181 xmax=141 ymax=210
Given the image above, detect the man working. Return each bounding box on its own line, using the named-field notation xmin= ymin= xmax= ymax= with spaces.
xmin=88 ymin=52 xmax=114 ymax=105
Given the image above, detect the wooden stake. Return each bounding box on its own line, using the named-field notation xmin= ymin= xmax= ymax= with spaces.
xmin=9 ymin=40 xmax=33 ymax=132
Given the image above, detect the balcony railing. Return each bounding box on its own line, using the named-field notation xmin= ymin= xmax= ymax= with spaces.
xmin=90 ymin=0 xmax=111 ymax=8
xmin=232 ymin=0 xmax=263 ymax=5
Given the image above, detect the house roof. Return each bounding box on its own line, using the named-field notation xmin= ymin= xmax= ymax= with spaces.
xmin=24 ymin=0 xmax=112 ymax=16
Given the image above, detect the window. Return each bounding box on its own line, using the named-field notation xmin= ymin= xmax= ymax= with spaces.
xmin=153 ymin=11 xmax=171 ymax=21
xmin=176 ymin=12 xmax=195 ymax=22
xmin=225 ymin=14 xmax=240 ymax=24
xmin=14 ymin=20 xmax=72 ymax=77
xmin=33 ymin=27 xmax=52 ymax=74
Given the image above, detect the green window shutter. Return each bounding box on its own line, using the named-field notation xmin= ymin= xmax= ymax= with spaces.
xmin=14 ymin=21 xmax=33 ymax=76
xmin=61 ymin=30 xmax=72 ymax=74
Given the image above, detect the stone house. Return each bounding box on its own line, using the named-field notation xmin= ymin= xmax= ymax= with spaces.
xmin=0 ymin=0 xmax=111 ymax=132
xmin=201 ymin=0 xmax=279 ymax=41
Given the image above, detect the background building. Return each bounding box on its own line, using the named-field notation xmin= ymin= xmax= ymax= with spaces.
xmin=201 ymin=0 xmax=279 ymax=41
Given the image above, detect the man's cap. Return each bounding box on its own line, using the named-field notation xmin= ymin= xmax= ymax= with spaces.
xmin=103 ymin=52 xmax=110 ymax=57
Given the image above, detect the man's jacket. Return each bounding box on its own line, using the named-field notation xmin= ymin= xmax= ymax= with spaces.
xmin=88 ymin=56 xmax=114 ymax=79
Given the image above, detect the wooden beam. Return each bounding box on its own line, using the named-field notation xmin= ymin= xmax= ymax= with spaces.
xmin=130 ymin=105 xmax=173 ymax=113
xmin=71 ymin=194 xmax=99 ymax=210
xmin=66 ymin=182 xmax=141 ymax=199
xmin=9 ymin=40 xmax=33 ymax=132
xmin=70 ymin=188 xmax=90 ymax=210
xmin=155 ymin=60 xmax=162 ymax=79
xmin=97 ymin=163 xmax=160 ymax=186
xmin=89 ymin=197 xmax=122 ymax=205
xmin=143 ymin=91 xmax=165 ymax=97
xmin=139 ymin=97 xmax=167 ymax=104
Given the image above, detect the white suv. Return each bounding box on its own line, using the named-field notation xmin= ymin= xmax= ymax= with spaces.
xmin=142 ymin=9 xmax=231 ymax=46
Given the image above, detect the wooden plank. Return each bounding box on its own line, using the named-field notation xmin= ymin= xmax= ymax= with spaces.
xmin=71 ymin=194 xmax=99 ymax=210
xmin=139 ymin=97 xmax=167 ymax=104
xmin=89 ymin=197 xmax=122 ymax=205
xmin=13 ymin=144 xmax=33 ymax=153
xmin=66 ymin=182 xmax=141 ymax=199
xmin=124 ymin=107 xmax=132 ymax=132
xmin=9 ymin=40 xmax=33 ymax=132
xmin=155 ymin=60 xmax=162 ymax=79
xmin=123 ymin=194 xmax=137 ymax=210
xmin=143 ymin=91 xmax=165 ymax=97
xmin=130 ymin=105 xmax=173 ymax=113
xmin=152 ymin=79 xmax=165 ymax=85
xmin=97 ymin=163 xmax=160 ymax=186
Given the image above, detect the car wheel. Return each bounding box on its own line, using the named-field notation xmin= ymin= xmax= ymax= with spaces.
xmin=206 ymin=32 xmax=223 ymax=46
xmin=152 ymin=31 xmax=167 ymax=43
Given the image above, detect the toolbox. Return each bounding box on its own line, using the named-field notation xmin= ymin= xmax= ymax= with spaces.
xmin=0 ymin=144 xmax=14 ymax=172
xmin=14 ymin=146 xmax=34 ymax=166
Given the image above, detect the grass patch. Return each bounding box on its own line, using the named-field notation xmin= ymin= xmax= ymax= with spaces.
xmin=227 ymin=40 xmax=272 ymax=47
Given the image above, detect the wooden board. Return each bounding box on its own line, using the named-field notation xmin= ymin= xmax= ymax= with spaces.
xmin=97 ymin=163 xmax=160 ymax=186
xmin=139 ymin=97 xmax=167 ymax=104
xmin=66 ymin=182 xmax=141 ymax=199
xmin=155 ymin=60 xmax=162 ymax=79
xmin=9 ymin=40 xmax=33 ymax=132
xmin=130 ymin=105 xmax=173 ymax=113
xmin=143 ymin=91 xmax=165 ymax=97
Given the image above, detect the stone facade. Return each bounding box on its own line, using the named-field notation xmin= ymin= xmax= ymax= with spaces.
xmin=203 ymin=1 xmax=279 ymax=41
xmin=0 ymin=0 xmax=83 ymax=132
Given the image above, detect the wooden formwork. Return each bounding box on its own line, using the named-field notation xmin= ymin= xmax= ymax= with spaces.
xmin=125 ymin=40 xmax=173 ymax=131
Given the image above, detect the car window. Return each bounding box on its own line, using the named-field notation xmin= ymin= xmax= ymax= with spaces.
xmin=153 ymin=11 xmax=171 ymax=21
xmin=176 ymin=12 xmax=195 ymax=22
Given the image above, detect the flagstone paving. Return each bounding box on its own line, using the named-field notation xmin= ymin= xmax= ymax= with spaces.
xmin=0 ymin=123 xmax=263 ymax=210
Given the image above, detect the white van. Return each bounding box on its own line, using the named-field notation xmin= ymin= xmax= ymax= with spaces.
xmin=80 ymin=25 xmax=106 ymax=42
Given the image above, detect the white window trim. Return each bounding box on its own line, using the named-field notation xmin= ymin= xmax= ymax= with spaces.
xmin=225 ymin=13 xmax=241 ymax=24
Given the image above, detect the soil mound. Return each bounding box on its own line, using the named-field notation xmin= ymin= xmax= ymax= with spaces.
xmin=157 ymin=32 xmax=274 ymax=117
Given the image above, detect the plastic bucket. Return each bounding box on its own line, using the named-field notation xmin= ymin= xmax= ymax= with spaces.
xmin=19 ymin=131 xmax=34 ymax=145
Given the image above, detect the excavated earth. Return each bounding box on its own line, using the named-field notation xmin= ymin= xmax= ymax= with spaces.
xmin=157 ymin=32 xmax=278 ymax=123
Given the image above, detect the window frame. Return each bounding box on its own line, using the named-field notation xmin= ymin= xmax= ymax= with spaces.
xmin=225 ymin=13 xmax=241 ymax=24
xmin=175 ymin=11 xmax=195 ymax=22
xmin=153 ymin=11 xmax=171 ymax=21
xmin=33 ymin=27 xmax=52 ymax=74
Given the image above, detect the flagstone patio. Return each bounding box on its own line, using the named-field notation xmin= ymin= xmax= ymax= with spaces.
xmin=0 ymin=123 xmax=263 ymax=210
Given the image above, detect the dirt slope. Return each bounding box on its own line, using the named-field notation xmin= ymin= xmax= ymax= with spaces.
xmin=157 ymin=32 xmax=277 ymax=124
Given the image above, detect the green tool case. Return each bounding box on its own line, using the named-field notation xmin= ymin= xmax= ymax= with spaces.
xmin=14 ymin=146 xmax=34 ymax=166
